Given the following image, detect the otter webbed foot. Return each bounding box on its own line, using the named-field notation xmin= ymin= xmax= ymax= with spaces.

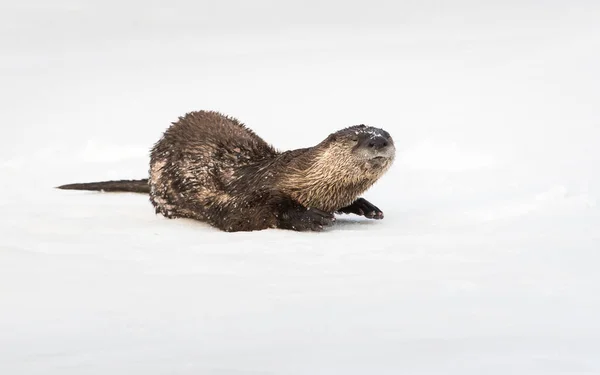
xmin=337 ymin=198 xmax=384 ymax=219
xmin=279 ymin=206 xmax=336 ymax=232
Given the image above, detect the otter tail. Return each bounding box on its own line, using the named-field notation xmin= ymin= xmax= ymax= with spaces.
xmin=56 ymin=179 xmax=150 ymax=194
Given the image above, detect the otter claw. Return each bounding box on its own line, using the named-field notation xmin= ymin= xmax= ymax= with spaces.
xmin=306 ymin=207 xmax=335 ymax=230
xmin=338 ymin=198 xmax=384 ymax=220
xmin=281 ymin=206 xmax=335 ymax=231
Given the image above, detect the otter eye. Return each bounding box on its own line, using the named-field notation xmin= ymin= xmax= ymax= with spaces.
xmin=351 ymin=137 xmax=359 ymax=143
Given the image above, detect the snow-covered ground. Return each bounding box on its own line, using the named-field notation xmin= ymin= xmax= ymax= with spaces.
xmin=1 ymin=1 xmax=600 ymax=374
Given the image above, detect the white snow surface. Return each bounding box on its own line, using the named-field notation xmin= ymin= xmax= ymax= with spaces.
xmin=1 ymin=1 xmax=600 ymax=374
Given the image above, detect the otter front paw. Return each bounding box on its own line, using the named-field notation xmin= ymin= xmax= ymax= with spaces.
xmin=280 ymin=207 xmax=336 ymax=231
xmin=302 ymin=207 xmax=336 ymax=231
xmin=337 ymin=198 xmax=384 ymax=219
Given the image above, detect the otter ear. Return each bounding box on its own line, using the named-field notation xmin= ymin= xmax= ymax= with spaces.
xmin=326 ymin=133 xmax=338 ymax=142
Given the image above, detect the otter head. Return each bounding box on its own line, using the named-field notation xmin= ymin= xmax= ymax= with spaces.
xmin=326 ymin=124 xmax=396 ymax=178
xmin=279 ymin=124 xmax=396 ymax=212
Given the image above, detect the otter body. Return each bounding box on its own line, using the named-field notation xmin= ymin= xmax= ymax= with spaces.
xmin=58 ymin=111 xmax=395 ymax=232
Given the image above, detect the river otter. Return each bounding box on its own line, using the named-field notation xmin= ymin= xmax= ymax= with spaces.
xmin=58 ymin=110 xmax=395 ymax=232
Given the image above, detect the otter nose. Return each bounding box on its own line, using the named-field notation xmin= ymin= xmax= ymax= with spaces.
xmin=364 ymin=136 xmax=389 ymax=150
